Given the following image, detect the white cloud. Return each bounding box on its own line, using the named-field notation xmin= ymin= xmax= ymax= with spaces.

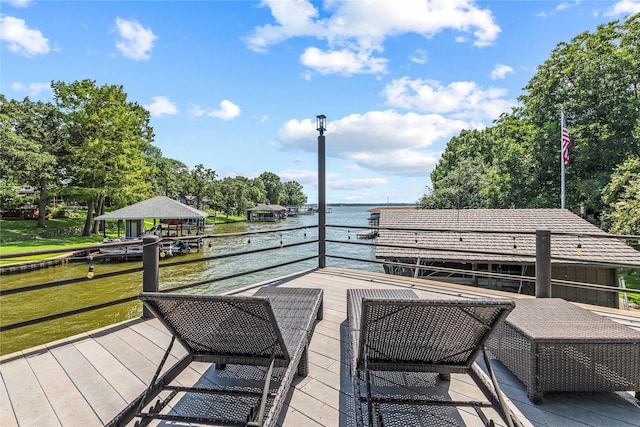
xmin=191 ymin=100 xmax=241 ymax=120
xmin=0 ymin=16 xmax=49 ymax=56
xmin=409 ymin=49 xmax=428 ymax=64
xmin=300 ymin=47 xmax=387 ymax=75
xmin=114 ymin=18 xmax=157 ymax=60
xmin=605 ymin=0 xmax=640 ymax=16
xmin=490 ymin=64 xmax=514 ymax=80
xmin=11 ymin=81 xmax=51 ymax=96
xmin=556 ymin=1 xmax=580 ymax=12
xmin=277 ymin=169 xmax=318 ymax=186
xmin=4 ymin=0 xmax=33 ymax=7
xmin=278 ymin=110 xmax=466 ymax=177
xmin=144 ymin=96 xmax=178 ymax=117
xmin=246 ymin=0 xmax=500 ymax=75
xmin=382 ymin=77 xmax=515 ymax=121
xmin=209 ymin=100 xmax=241 ymax=120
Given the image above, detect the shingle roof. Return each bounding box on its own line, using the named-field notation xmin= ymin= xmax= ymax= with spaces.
xmin=247 ymin=204 xmax=287 ymax=212
xmin=376 ymin=209 xmax=640 ymax=268
xmin=94 ymin=196 xmax=209 ymax=220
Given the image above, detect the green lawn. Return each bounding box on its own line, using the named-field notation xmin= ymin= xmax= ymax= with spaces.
xmin=620 ymin=269 xmax=640 ymax=305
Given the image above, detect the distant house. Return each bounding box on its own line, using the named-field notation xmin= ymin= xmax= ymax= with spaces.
xmin=247 ymin=204 xmax=287 ymax=222
xmin=94 ymin=196 xmax=209 ymax=238
xmin=376 ymin=209 xmax=640 ymax=308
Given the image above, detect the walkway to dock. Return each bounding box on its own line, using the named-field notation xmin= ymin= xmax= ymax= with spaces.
xmin=1 ymin=268 xmax=639 ymax=426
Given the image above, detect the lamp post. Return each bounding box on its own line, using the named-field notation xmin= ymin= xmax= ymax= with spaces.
xmin=317 ymin=115 xmax=326 ymax=268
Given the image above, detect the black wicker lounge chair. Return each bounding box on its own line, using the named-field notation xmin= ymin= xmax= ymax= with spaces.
xmin=108 ymin=287 xmax=322 ymax=427
xmin=347 ymin=288 xmax=518 ymax=427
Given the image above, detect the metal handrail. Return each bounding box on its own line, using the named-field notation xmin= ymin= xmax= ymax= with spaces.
xmin=1 ymin=223 xmax=638 ymax=340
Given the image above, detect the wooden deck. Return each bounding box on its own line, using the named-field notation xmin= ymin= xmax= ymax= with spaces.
xmin=2 ymin=267 xmax=640 ymax=426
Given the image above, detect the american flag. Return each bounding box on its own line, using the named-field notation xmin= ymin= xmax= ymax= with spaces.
xmin=561 ymin=112 xmax=571 ymax=165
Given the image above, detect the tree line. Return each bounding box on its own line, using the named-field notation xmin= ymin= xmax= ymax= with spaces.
xmin=418 ymin=14 xmax=640 ymax=235
xmin=0 ymin=80 xmax=307 ymax=236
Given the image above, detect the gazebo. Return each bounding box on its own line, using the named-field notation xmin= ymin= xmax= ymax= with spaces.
xmin=94 ymin=196 xmax=209 ymax=239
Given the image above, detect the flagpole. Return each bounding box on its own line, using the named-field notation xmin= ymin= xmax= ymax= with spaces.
xmin=560 ymin=110 xmax=566 ymax=209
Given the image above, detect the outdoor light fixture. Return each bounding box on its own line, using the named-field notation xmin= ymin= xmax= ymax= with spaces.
xmin=348 ymin=230 xmax=351 ymax=240
xmin=304 ymin=228 xmax=307 ymax=239
xmin=512 ymin=237 xmax=518 ymax=253
xmin=247 ymin=237 xmax=251 ymax=246
xmin=87 ymin=262 xmax=95 ymax=279
xmin=459 ymin=235 xmax=464 ymax=246
xmin=576 ymin=236 xmax=582 ymax=254
xmin=279 ymin=233 xmax=283 ymax=248
xmin=415 ymin=232 xmax=419 ymax=246
xmin=316 ymin=114 xmax=326 ymax=136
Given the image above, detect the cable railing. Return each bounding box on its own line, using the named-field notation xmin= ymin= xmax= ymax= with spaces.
xmin=0 ymin=226 xmax=319 ymax=338
xmin=1 ymin=222 xmax=638 ymax=355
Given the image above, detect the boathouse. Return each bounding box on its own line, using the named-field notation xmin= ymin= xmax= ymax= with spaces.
xmin=247 ymin=204 xmax=287 ymax=222
xmin=94 ymin=196 xmax=209 ymax=238
xmin=376 ymin=208 xmax=640 ymax=308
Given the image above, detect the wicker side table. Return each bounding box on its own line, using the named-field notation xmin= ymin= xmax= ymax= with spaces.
xmin=487 ymin=298 xmax=640 ymax=403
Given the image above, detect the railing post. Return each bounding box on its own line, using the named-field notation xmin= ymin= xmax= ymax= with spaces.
xmin=535 ymin=229 xmax=551 ymax=298
xmin=317 ymin=115 xmax=326 ymax=268
xmin=142 ymin=235 xmax=160 ymax=318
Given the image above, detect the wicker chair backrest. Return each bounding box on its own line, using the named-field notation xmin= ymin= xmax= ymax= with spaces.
xmin=359 ymin=298 xmax=514 ymax=371
xmin=141 ymin=292 xmax=289 ymax=362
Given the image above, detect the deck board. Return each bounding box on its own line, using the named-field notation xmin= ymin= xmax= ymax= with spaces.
xmin=2 ymin=267 xmax=640 ymax=427
xmin=1 ymin=356 xmax=59 ymax=426
xmin=0 ymin=370 xmax=18 ymax=427
xmin=27 ymin=351 xmax=102 ymax=426
xmin=50 ymin=343 xmax=127 ymax=424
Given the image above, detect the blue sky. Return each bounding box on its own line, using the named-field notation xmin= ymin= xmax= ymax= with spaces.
xmin=2 ymin=0 xmax=639 ymax=204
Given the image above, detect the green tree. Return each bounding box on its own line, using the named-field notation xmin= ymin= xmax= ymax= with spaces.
xmin=219 ymin=176 xmax=250 ymax=217
xmin=282 ymin=181 xmax=307 ymax=207
xmin=520 ymin=15 xmax=640 ymax=211
xmin=601 ymin=156 xmax=640 ymax=235
xmin=145 ymin=146 xmax=184 ymax=199
xmin=0 ymin=180 xmax=26 ymax=210
xmin=0 ymin=95 xmax=64 ymax=227
xmin=188 ymin=164 xmax=216 ymax=209
xmin=259 ymin=171 xmax=284 ymax=205
xmin=52 ymin=80 xmax=154 ymax=235
xmin=248 ymin=178 xmax=267 ymax=206
xmin=420 ymin=14 xmax=640 ymax=213
xmin=418 ymin=157 xmax=489 ymax=209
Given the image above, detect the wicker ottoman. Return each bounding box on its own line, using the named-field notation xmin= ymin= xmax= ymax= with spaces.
xmin=487 ymin=298 xmax=640 ymax=403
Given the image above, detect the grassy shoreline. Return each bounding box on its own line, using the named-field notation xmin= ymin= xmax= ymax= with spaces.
xmin=0 ymin=210 xmax=246 ymax=258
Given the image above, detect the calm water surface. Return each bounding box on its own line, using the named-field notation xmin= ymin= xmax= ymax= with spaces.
xmin=0 ymin=206 xmax=380 ymax=355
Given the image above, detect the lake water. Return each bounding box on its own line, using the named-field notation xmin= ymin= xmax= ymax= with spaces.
xmin=0 ymin=205 xmax=381 ymax=355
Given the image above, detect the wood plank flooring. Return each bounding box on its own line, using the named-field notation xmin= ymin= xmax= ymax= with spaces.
xmin=2 ymin=267 xmax=639 ymax=426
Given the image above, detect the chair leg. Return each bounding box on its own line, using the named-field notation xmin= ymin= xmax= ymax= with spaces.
xmin=481 ymin=347 xmax=514 ymax=427
xmin=298 ymin=343 xmax=309 ymax=376
xmin=438 ymin=373 xmax=451 ymax=381
xmin=364 ymin=354 xmax=374 ymax=427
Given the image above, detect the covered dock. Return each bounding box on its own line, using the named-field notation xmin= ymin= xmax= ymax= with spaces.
xmin=247 ymin=204 xmax=287 ymax=222
xmin=94 ymin=196 xmax=209 ymax=239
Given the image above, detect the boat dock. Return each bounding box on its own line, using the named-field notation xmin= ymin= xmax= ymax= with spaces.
xmin=2 ymin=268 xmax=639 ymax=427
xmin=357 ymin=229 xmax=378 ymax=239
